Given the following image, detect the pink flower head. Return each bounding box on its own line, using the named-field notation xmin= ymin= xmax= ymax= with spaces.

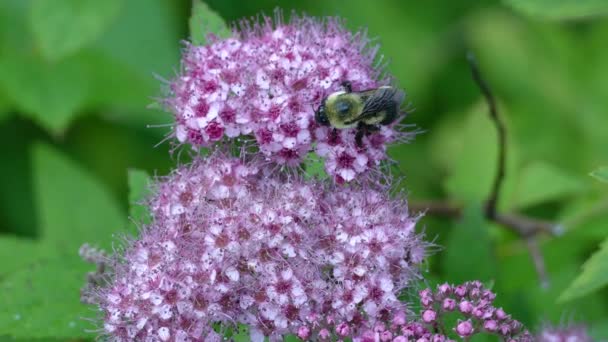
xmin=410 ymin=281 xmax=531 ymax=342
xmin=166 ymin=11 xmax=413 ymax=181
xmin=297 ymin=326 xmax=311 ymax=340
xmin=455 ymin=320 xmax=474 ymax=337
xmin=537 ymin=323 xmax=593 ymax=342
xmin=85 ymin=152 xmax=426 ymax=341
xmin=422 ymin=309 xmax=437 ymax=323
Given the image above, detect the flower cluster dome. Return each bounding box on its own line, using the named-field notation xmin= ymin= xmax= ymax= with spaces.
xmin=166 ymin=12 xmax=412 ymax=182
xmin=94 ymin=153 xmax=425 ymax=341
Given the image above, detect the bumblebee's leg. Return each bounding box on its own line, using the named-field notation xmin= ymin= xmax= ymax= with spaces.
xmin=355 ymin=122 xmax=365 ymax=148
xmin=330 ymin=128 xmax=339 ymax=143
xmin=365 ymin=124 xmax=380 ymax=134
xmin=356 ymin=124 xmax=380 ymax=147
xmin=340 ymin=80 xmax=353 ymax=93
xmin=355 ymin=129 xmax=364 ymax=148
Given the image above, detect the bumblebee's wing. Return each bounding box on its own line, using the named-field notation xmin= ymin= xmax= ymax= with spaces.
xmin=356 ymin=87 xmax=404 ymax=121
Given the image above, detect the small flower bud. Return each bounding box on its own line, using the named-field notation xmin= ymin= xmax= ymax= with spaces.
xmin=422 ymin=309 xmax=437 ymax=323
xmin=458 ymin=300 xmax=473 ymax=314
xmin=336 ymin=322 xmax=351 ymax=337
xmin=297 ymin=326 xmax=311 ymax=340
xmin=442 ymin=298 xmax=456 ymax=311
xmin=484 ymin=319 xmax=498 ymax=332
xmin=455 ymin=320 xmax=474 ymax=337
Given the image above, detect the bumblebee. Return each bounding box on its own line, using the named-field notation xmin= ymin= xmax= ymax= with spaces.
xmin=315 ymin=81 xmax=405 ymax=147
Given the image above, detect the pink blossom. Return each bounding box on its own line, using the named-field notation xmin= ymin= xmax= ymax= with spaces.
xmin=422 ymin=309 xmax=437 ymax=323
xmin=455 ymin=320 xmax=474 ymax=337
xmin=537 ymin=323 xmax=592 ymax=342
xmin=165 ymin=11 xmax=413 ymax=181
xmin=84 ymin=152 xmax=425 ymax=340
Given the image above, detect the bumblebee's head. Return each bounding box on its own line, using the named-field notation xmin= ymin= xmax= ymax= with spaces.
xmin=314 ymin=99 xmax=330 ymax=126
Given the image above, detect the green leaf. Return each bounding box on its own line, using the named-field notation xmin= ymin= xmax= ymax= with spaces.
xmin=0 ymin=256 xmax=95 ymax=338
xmin=0 ymin=51 xmax=90 ymax=134
xmin=495 ymin=229 xmax=608 ymax=326
xmin=0 ymin=90 xmax=11 ymax=123
xmin=437 ymin=101 xmax=518 ymax=204
xmin=465 ymin=11 xmax=595 ymax=169
xmin=189 ymin=0 xmax=231 ymax=46
xmin=442 ymin=203 xmax=498 ymax=283
xmin=304 ymin=152 xmax=328 ymax=180
xmin=560 ymin=237 xmax=608 ymax=302
xmin=0 ymin=121 xmax=38 ymax=237
xmin=512 ymin=161 xmax=586 ymax=209
xmin=0 ymin=236 xmax=44 ymax=276
xmin=29 ymin=0 xmax=122 ymax=61
xmin=128 ymin=169 xmax=151 ymax=229
xmin=95 ymin=0 xmax=180 ymax=80
xmin=32 ymin=142 xmax=126 ymax=251
xmin=590 ymin=166 xmax=608 ymax=183
xmin=0 ymin=143 xmax=127 ymax=337
xmin=91 ymin=0 xmax=181 ymax=129
xmin=504 ymin=0 xmax=608 ymax=21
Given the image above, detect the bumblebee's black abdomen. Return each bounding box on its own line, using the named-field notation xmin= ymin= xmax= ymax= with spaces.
xmin=379 ymin=103 xmax=399 ymax=125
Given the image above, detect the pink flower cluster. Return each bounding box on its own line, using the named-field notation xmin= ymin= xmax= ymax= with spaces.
xmin=93 ymin=153 xmax=425 ymax=341
xmin=349 ymin=281 xmax=533 ymax=342
xmin=414 ymin=281 xmax=533 ymax=341
xmin=537 ymin=324 xmax=592 ymax=342
xmin=166 ymin=12 xmax=411 ymax=181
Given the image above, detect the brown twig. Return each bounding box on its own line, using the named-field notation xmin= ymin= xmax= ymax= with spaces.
xmin=408 ymin=201 xmax=557 ymax=237
xmin=467 ymin=52 xmax=505 ymax=220
xmin=526 ymin=237 xmax=550 ymax=289
xmin=408 ymin=53 xmax=559 ymax=287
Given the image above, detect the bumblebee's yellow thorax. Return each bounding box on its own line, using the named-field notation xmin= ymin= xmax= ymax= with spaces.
xmin=325 ymin=91 xmax=364 ymax=129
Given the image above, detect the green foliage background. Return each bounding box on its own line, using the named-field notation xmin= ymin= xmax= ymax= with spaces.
xmin=0 ymin=0 xmax=607 ymax=340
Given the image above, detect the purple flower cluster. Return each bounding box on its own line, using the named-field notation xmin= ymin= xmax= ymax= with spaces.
xmin=537 ymin=324 xmax=593 ymax=342
xmin=166 ymin=12 xmax=411 ymax=182
xmin=93 ymin=153 xmax=425 ymax=341
xmin=80 ymin=9 xmax=548 ymax=342
xmin=350 ymin=282 xmax=533 ymax=342
xmin=415 ymin=281 xmax=532 ymax=341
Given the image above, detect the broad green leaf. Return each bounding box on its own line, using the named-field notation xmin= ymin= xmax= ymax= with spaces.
xmin=465 ymin=12 xmax=589 ymax=163
xmin=558 ymin=195 xmax=608 ymax=239
xmin=128 ymin=169 xmax=151 ymax=229
xmin=95 ymin=0 xmax=180 ymax=78
xmin=29 ymin=0 xmax=122 ymax=61
xmin=590 ymin=166 xmax=608 ymax=183
xmin=437 ymin=102 xmax=518 ymax=204
xmin=189 ymin=0 xmax=231 ymax=46
xmin=1 ymin=0 xmax=178 ymax=133
xmin=497 ymin=233 xmax=608 ymax=326
xmin=0 ymin=91 xmax=10 ymax=123
xmin=0 ymin=143 xmax=127 ymax=337
xmin=92 ymin=0 xmax=181 ymax=128
xmin=0 ymin=337 xmax=69 ymax=342
xmin=0 ymin=236 xmax=44 ymax=276
xmin=442 ymin=203 xmax=498 ymax=283
xmin=512 ymin=161 xmax=586 ymax=209
xmin=81 ymin=50 xmax=154 ymax=110
xmin=0 ymin=256 xmax=94 ymax=338
xmin=32 ymin=142 xmax=126 ymax=250
xmin=0 ymin=121 xmax=38 ymax=237
xmin=560 ymin=237 xmax=608 ymax=302
xmin=504 ymin=0 xmax=608 ymax=20
xmin=0 ymin=51 xmax=90 ymax=134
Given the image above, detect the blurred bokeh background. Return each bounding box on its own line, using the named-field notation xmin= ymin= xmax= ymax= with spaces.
xmin=0 ymin=0 xmax=607 ymax=340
